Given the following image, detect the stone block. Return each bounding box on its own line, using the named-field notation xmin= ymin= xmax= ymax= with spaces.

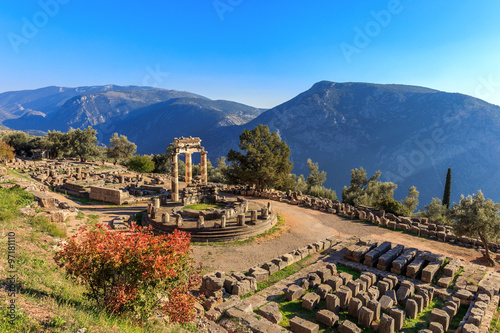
xmin=421 ymin=262 xmax=440 ymax=283
xmin=368 ymin=286 xmax=380 ymax=300
xmin=302 ymin=293 xmax=320 ymax=310
xmin=378 ymin=280 xmax=391 ymax=296
xmin=308 ymin=273 xmax=321 ymax=289
xmin=326 ymin=263 xmax=337 ymax=274
xmin=430 ymin=309 xmax=450 ymax=331
xmin=442 ymin=306 xmax=455 ymax=320
xmin=337 ymin=286 xmax=352 ymax=309
xmin=379 ymin=313 xmax=395 ymax=333
xmin=249 ymin=267 xmax=269 ymax=283
xmin=316 ymin=284 xmax=332 ymax=300
xmin=358 ymin=306 xmax=374 ymax=328
xmin=258 ymin=301 xmax=282 ymax=324
xmin=326 ymin=294 xmax=340 ymax=314
xmin=262 ymin=262 xmax=279 ymax=275
xmin=348 ymin=298 xmax=363 ymax=318
xmin=285 ymin=284 xmax=304 ymax=301
xmin=367 ymin=300 xmax=381 ymax=320
xmin=406 ymin=299 xmax=418 ymax=319
xmin=396 ymin=286 xmax=412 ymax=304
xmin=429 ymin=322 xmax=444 ymax=333
xmin=389 ymin=307 xmax=405 ymax=331
xmin=232 ymin=279 xmax=251 ymax=296
xmin=326 ymin=276 xmax=343 ymax=291
xmin=347 ymin=280 xmax=360 ymax=297
xmin=379 ymin=295 xmax=394 ymax=312
xmin=385 ymin=289 xmax=397 ymax=303
xmin=418 ymin=289 xmax=431 ymax=307
xmin=339 ymin=272 xmax=353 ymax=284
xmin=316 ymin=267 xmax=332 ymax=282
xmin=462 ymin=323 xmax=479 ymax=333
xmin=290 ymin=316 xmax=319 ymax=333
xmin=338 ymin=320 xmax=362 ymax=333
xmin=315 ymin=309 xmax=338 ymax=327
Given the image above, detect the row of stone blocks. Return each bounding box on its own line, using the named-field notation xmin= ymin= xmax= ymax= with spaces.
xmin=225 ymin=185 xmax=500 ymax=253
xmin=201 ymin=237 xmax=338 ymax=301
xmin=345 ymin=240 xmax=454 ymax=284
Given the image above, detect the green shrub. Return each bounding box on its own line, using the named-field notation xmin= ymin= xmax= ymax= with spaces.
xmin=127 ymin=155 xmax=155 ymax=173
xmin=374 ymin=197 xmax=412 ymax=217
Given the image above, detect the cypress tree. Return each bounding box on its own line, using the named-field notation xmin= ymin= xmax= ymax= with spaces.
xmin=442 ymin=168 xmax=452 ymax=209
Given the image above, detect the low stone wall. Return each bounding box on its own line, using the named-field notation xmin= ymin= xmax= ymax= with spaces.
xmin=223 ymin=186 xmax=500 ymax=254
xmin=89 ymin=186 xmax=128 ymax=205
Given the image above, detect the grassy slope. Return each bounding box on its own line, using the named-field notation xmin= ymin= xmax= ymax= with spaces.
xmin=0 ymin=184 xmax=196 ymax=333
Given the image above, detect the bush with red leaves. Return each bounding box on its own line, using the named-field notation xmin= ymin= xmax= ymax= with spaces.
xmin=54 ymin=223 xmax=201 ymax=323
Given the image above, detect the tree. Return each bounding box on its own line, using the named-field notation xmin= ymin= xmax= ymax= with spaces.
xmin=107 ymin=133 xmax=137 ymax=165
xmin=0 ymin=141 xmax=15 ymax=162
xmin=294 ymin=174 xmax=308 ymax=193
xmin=226 ymin=124 xmax=293 ymax=190
xmin=208 ymin=157 xmax=228 ymax=183
xmin=45 ymin=130 xmax=70 ymax=158
xmin=3 ymin=131 xmax=40 ymax=156
xmin=450 ymin=190 xmax=500 ymax=265
xmin=128 ymin=155 xmax=155 ymax=173
xmin=306 ymin=159 xmax=327 ymax=189
xmin=342 ymin=167 xmax=397 ymax=206
xmin=443 ymin=168 xmax=452 ymax=209
xmin=67 ymin=127 xmax=100 ymax=162
xmin=418 ymin=198 xmax=450 ymax=225
xmin=402 ymin=186 xmax=419 ymax=214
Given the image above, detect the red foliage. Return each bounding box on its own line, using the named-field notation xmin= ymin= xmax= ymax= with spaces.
xmin=54 ymin=223 xmax=201 ymax=323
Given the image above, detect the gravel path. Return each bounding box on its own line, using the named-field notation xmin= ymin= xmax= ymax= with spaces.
xmin=192 ymin=198 xmax=497 ymax=274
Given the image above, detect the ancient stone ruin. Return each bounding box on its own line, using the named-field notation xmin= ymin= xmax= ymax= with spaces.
xmin=170 ymin=136 xmax=208 ymax=202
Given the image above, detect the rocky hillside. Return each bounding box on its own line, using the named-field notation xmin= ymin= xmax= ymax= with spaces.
xmin=208 ymin=81 xmax=500 ymax=207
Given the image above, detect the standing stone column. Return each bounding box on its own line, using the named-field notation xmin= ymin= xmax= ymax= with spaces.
xmin=237 ymin=214 xmax=245 ymax=226
xmin=162 ymin=212 xmax=170 ymax=224
xmin=185 ymin=153 xmax=192 ymax=185
xmin=153 ymin=197 xmax=160 ymax=209
xmin=201 ymin=152 xmax=208 ymax=185
xmin=171 ymin=154 xmax=179 ymax=201
xmin=197 ymin=215 xmax=205 ymax=229
xmin=176 ymin=214 xmax=183 ymax=228
xmin=251 ymin=210 xmax=258 ymax=224
xmin=221 ymin=215 xmax=227 ymax=228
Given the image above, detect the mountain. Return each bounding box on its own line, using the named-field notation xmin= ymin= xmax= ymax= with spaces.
xmin=0 ymin=85 xmax=265 ymax=154
xmin=3 ymin=87 xmax=205 ymax=131
xmin=2 ymin=81 xmax=499 ymax=207
xmin=116 ymin=97 xmax=265 ymax=154
xmin=0 ymin=85 xmax=161 ymax=123
xmin=206 ymin=81 xmax=500 ymax=207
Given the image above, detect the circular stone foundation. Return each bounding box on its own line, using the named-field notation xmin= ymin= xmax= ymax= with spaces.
xmin=142 ymin=195 xmax=278 ymax=242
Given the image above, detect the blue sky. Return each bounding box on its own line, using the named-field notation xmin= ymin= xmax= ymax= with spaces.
xmin=1 ymin=0 xmax=500 ymax=108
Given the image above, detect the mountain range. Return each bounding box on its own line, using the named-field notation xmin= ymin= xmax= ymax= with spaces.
xmin=2 ymin=81 xmax=499 ymax=208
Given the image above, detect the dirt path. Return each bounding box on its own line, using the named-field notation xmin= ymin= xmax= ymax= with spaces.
xmin=192 ymin=199 xmax=498 ymax=274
